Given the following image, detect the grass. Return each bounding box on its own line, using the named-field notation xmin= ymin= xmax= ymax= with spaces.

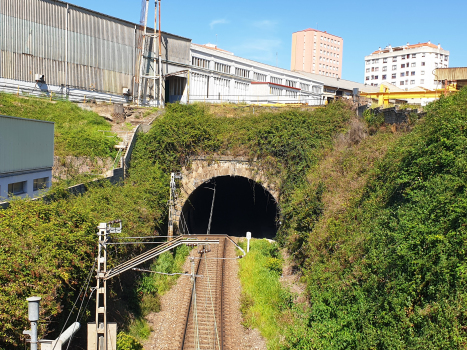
xmin=238 ymin=239 xmax=291 ymax=349
xmin=0 ymin=92 xmax=119 ymax=158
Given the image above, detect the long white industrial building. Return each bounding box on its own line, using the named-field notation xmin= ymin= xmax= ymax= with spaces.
xmin=0 ymin=0 xmax=324 ymax=106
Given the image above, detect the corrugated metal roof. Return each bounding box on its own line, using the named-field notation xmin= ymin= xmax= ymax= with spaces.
xmin=296 ymin=71 xmax=379 ymax=93
xmin=435 ymin=67 xmax=467 ymax=81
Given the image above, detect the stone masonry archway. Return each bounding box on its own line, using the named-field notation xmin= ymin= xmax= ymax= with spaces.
xmin=173 ymin=157 xmax=280 ymax=237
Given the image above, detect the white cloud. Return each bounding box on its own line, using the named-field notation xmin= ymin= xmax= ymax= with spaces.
xmin=210 ymin=19 xmax=229 ymax=29
xmin=252 ymin=20 xmax=278 ymax=30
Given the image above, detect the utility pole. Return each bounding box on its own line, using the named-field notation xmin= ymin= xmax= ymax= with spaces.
xmin=206 ymin=183 xmax=216 ymax=235
xmin=158 ymin=0 xmax=163 ymax=107
xmin=94 ymin=220 xmax=121 ymax=350
xmin=94 ymin=222 xmax=108 ymax=350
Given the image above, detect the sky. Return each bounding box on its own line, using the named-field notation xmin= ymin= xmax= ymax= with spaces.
xmin=67 ymin=0 xmax=467 ymax=83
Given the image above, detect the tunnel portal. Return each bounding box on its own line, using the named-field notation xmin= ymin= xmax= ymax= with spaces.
xmin=180 ymin=176 xmax=278 ymax=239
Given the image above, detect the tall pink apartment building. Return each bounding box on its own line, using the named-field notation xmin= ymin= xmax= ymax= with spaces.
xmin=291 ymin=29 xmax=343 ymax=78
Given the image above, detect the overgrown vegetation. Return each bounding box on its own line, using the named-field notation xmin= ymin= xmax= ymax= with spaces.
xmin=238 ymin=239 xmax=292 ymax=349
xmin=8 ymin=92 xmax=454 ymax=349
xmin=278 ymin=88 xmax=467 ymax=348
xmin=133 ymin=101 xmax=353 ymax=195
xmin=0 ymin=160 xmax=168 ymax=347
xmin=0 ymin=93 xmax=119 ymax=157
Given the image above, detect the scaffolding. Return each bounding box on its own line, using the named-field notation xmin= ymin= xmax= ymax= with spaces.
xmin=136 ymin=0 xmax=163 ymax=107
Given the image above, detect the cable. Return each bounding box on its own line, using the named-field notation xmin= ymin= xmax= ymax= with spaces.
xmin=64 ymin=262 xmax=96 ymax=350
xmin=131 ymin=267 xmax=203 ymax=277
xmin=52 ymin=260 xmax=96 ymax=350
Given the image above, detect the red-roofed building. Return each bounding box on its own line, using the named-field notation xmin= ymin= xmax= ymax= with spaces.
xmin=291 ymin=28 xmax=343 ymax=79
xmin=364 ymin=42 xmax=450 ymax=91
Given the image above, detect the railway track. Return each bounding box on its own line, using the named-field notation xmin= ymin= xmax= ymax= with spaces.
xmin=178 ymin=234 xmax=245 ymax=350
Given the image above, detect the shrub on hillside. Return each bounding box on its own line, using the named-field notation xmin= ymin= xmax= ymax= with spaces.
xmin=285 ymin=87 xmax=467 ymax=348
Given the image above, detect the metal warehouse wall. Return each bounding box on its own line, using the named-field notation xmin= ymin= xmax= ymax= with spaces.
xmin=0 ymin=115 xmax=54 ymax=174
xmin=0 ymin=0 xmax=191 ymax=96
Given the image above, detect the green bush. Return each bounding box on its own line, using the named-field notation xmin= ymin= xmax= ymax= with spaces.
xmin=238 ymin=239 xmax=292 ymax=348
xmin=264 ymin=257 xmax=283 ymax=275
xmin=117 ymin=332 xmax=143 ymax=350
xmin=363 ymin=108 xmax=384 ymax=127
xmin=283 ymin=87 xmax=467 ymax=348
xmin=0 ymin=93 xmax=119 ymax=157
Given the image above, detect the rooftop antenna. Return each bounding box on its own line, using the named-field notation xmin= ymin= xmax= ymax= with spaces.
xmin=216 ymin=34 xmax=218 ymax=47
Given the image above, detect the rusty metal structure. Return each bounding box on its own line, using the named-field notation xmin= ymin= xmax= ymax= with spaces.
xmin=435 ymin=67 xmax=467 ymax=90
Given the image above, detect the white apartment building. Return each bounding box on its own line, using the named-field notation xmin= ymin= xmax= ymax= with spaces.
xmin=190 ymin=43 xmax=324 ymax=105
xmin=364 ymin=42 xmax=449 ymax=90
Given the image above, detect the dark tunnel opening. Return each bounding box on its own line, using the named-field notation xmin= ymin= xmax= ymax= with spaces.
xmin=180 ymin=176 xmax=279 ymax=239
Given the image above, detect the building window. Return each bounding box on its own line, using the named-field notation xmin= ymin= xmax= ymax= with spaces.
xmin=421 ymin=62 xmax=426 ymax=66
xmin=421 ymin=71 xmax=425 ymax=75
xmin=8 ymin=181 xmax=26 ymax=197
xmin=422 ymin=53 xmax=425 ymax=57
xmin=407 ymin=54 xmax=410 ymax=59
xmin=235 ymin=67 xmax=249 ymax=78
xmin=270 ymin=76 xmax=282 ymax=85
xmin=382 ymin=66 xmax=387 ymax=71
xmin=411 ymin=71 xmax=415 ymax=76
xmin=285 ymin=79 xmax=296 ymax=88
xmin=215 ymin=62 xmax=230 ymax=74
xmin=366 ymin=76 xmax=370 ymax=81
xmin=445 ymin=56 xmax=449 ymax=61
xmin=420 ymin=79 xmax=425 ymax=84
xmin=192 ymin=56 xmax=210 ymax=69
xmin=435 ymin=54 xmax=438 ymax=58
xmin=400 ymin=81 xmax=405 ymax=85
xmin=371 ymin=67 xmax=375 ymax=72
xmin=401 ymin=72 xmax=405 ymax=77
xmin=375 ymin=67 xmax=379 ymax=72
xmin=411 ymin=62 xmax=416 ymax=67
xmin=410 ymin=80 xmax=415 ymax=85
xmin=392 ymin=57 xmax=397 ymax=62
xmin=383 ymin=58 xmax=388 ymax=63
xmin=366 ymin=68 xmax=370 ymax=73
xmin=254 ymin=72 xmax=266 ymax=82
xmin=412 ymin=54 xmax=416 ymax=58
xmin=401 ymin=64 xmax=405 ymax=68
xmin=392 ymin=73 xmax=396 ymax=79
xmin=371 ymin=75 xmax=374 ymax=80
xmin=392 ymin=65 xmax=397 ymax=70
xmin=374 ymin=75 xmax=379 ymax=80
xmin=300 ymin=83 xmax=310 ymax=91
xmin=382 ymin=74 xmax=387 ymax=80
xmin=33 ymin=177 xmax=48 ymax=191
xmin=401 ymin=55 xmax=405 ymax=60
xmin=270 ymin=86 xmax=282 ymax=96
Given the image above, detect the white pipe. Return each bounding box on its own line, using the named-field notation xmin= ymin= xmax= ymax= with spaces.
xmin=58 ymin=322 xmax=80 ymax=344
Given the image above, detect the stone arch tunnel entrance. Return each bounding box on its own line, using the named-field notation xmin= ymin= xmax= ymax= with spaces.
xmin=180 ymin=176 xmax=279 ymax=239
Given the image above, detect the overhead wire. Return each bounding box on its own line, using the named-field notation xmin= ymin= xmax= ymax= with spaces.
xmin=52 ymin=259 xmax=96 ymax=350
